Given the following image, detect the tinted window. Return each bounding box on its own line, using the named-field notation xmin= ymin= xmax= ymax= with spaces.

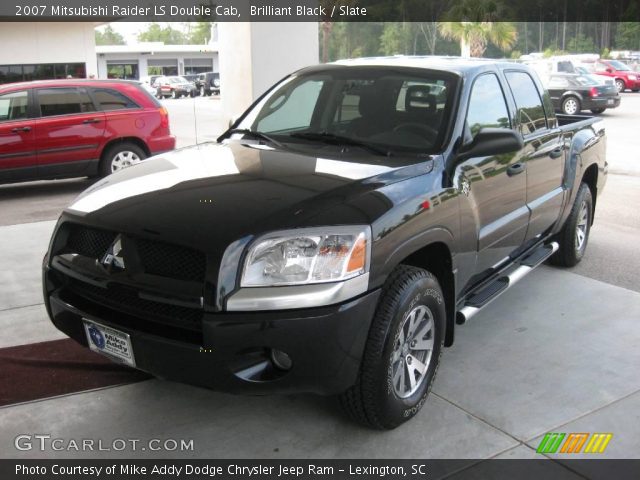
xmin=0 ymin=90 xmax=29 ymax=121
xmin=92 ymin=88 xmax=137 ymax=111
xmin=37 ymin=88 xmax=94 ymax=117
xmin=505 ymin=71 xmax=547 ymax=135
xmin=466 ymin=74 xmax=510 ymax=137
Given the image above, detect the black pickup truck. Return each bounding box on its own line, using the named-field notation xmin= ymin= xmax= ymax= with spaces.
xmin=43 ymin=58 xmax=607 ymax=429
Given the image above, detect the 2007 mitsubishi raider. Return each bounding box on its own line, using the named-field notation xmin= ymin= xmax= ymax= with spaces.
xmin=43 ymin=58 xmax=607 ymax=429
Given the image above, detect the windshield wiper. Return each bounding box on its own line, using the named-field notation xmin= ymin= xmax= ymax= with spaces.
xmin=220 ymin=128 xmax=285 ymax=149
xmin=289 ymin=131 xmax=392 ymax=157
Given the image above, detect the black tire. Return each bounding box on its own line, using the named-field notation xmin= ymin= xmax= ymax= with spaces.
xmin=156 ymin=88 xmax=163 ymax=99
xmin=171 ymin=89 xmax=178 ymax=99
xmin=562 ymin=96 xmax=581 ymax=115
xmin=551 ymin=182 xmax=593 ymax=267
xmin=340 ymin=265 xmax=445 ymax=429
xmin=615 ymin=79 xmax=625 ymax=93
xmin=591 ymin=108 xmax=605 ymax=114
xmin=99 ymin=142 xmax=147 ymax=177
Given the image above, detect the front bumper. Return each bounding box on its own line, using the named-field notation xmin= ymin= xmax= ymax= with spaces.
xmin=43 ymin=264 xmax=380 ymax=395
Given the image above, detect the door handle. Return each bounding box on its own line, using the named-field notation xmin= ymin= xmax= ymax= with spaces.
xmin=550 ymin=148 xmax=563 ymax=159
xmin=507 ymin=163 xmax=526 ymax=176
xmin=82 ymin=118 xmax=102 ymax=124
xmin=11 ymin=126 xmax=31 ymax=133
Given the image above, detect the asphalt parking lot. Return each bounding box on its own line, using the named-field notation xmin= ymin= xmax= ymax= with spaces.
xmin=1 ymin=93 xmax=639 ymax=473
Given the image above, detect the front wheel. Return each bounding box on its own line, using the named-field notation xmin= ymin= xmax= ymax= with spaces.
xmin=340 ymin=265 xmax=445 ymax=429
xmin=615 ymin=79 xmax=626 ymax=93
xmin=562 ymin=96 xmax=581 ymax=115
xmin=551 ymin=182 xmax=593 ymax=267
xmin=171 ymin=89 xmax=178 ymax=99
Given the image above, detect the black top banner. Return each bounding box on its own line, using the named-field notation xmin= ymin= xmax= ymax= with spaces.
xmin=1 ymin=0 xmax=640 ymax=22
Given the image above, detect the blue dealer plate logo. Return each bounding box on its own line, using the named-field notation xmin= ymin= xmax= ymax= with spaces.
xmin=87 ymin=325 xmax=105 ymax=350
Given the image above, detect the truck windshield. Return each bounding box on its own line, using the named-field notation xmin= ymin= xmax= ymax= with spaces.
xmin=235 ymin=68 xmax=457 ymax=155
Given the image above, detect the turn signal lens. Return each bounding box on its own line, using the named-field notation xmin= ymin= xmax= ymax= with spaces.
xmin=347 ymin=235 xmax=367 ymax=273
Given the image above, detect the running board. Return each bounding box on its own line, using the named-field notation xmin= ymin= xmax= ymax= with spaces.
xmin=456 ymin=242 xmax=559 ymax=324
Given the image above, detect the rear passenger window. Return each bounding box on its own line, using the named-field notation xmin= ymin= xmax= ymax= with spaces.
xmin=0 ymin=90 xmax=28 ymax=122
xmin=37 ymin=88 xmax=94 ymax=117
xmin=505 ymin=71 xmax=547 ymax=135
xmin=466 ymin=74 xmax=511 ymax=137
xmin=92 ymin=88 xmax=137 ymax=111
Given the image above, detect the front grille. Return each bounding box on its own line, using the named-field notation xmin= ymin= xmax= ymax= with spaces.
xmin=66 ymin=225 xmax=116 ymax=259
xmin=60 ymin=223 xmax=206 ymax=283
xmin=66 ymin=277 xmax=202 ymax=332
xmin=137 ymin=239 xmax=206 ymax=282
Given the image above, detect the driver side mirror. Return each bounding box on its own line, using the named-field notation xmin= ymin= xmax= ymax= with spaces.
xmin=606 ymin=68 xmax=614 ymax=73
xmin=457 ymin=128 xmax=524 ymax=161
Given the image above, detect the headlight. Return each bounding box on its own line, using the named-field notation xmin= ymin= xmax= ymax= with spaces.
xmin=241 ymin=226 xmax=371 ymax=287
xmin=629 ymin=75 xmax=637 ymax=80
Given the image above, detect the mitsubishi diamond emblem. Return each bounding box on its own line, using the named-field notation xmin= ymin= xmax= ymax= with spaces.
xmin=101 ymin=235 xmax=125 ymax=270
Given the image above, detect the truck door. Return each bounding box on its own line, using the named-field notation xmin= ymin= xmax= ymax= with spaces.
xmin=504 ymin=71 xmax=564 ymax=242
xmin=456 ymin=73 xmax=528 ymax=273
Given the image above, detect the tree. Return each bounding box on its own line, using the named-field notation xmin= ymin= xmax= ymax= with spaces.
xmin=95 ymin=25 xmax=126 ymax=46
xmin=438 ymin=21 xmax=517 ymax=57
xmin=438 ymin=0 xmax=517 ymax=57
xmin=137 ymin=23 xmax=186 ymax=45
xmin=187 ymin=22 xmax=214 ymax=45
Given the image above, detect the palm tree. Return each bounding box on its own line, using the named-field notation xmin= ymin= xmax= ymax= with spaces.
xmin=438 ymin=0 xmax=517 ymax=58
xmin=438 ymin=21 xmax=518 ymax=57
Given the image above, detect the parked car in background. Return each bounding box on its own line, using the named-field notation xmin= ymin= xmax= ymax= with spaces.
xmin=182 ymin=74 xmax=200 ymax=97
xmin=155 ymin=76 xmax=195 ymax=99
xmin=546 ymin=74 xmax=620 ymax=114
xmin=574 ymin=66 xmax=614 ymax=86
xmin=592 ymin=59 xmax=640 ymax=92
xmin=195 ymin=72 xmax=220 ymax=96
xmin=0 ymin=79 xmax=175 ymax=183
xmin=140 ymin=75 xmax=163 ymax=89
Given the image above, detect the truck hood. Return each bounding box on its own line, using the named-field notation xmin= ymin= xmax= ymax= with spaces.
xmin=66 ymin=141 xmax=433 ymax=252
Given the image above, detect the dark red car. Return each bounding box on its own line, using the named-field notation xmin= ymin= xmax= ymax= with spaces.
xmin=0 ymin=79 xmax=175 ymax=184
xmin=592 ymin=59 xmax=640 ymax=92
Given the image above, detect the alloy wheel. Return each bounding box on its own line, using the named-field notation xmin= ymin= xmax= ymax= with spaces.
xmin=390 ymin=305 xmax=435 ymax=398
xmin=575 ymin=200 xmax=589 ymax=252
xmin=111 ymin=151 xmax=141 ymax=172
xmin=563 ymin=98 xmax=579 ymax=115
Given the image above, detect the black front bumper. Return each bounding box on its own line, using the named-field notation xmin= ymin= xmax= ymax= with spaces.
xmin=44 ymin=265 xmax=380 ymax=396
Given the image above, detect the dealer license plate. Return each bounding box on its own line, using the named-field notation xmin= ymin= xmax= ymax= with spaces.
xmin=83 ymin=320 xmax=136 ymax=367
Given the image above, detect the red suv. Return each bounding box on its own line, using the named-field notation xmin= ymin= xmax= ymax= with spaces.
xmin=593 ymin=59 xmax=640 ymax=92
xmin=0 ymin=79 xmax=175 ymax=184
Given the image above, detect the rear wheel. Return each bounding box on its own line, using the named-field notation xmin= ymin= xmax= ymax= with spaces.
xmin=562 ymin=96 xmax=581 ymax=115
xmin=615 ymin=79 xmax=625 ymax=93
xmin=591 ymin=108 xmax=605 ymax=114
xmin=340 ymin=265 xmax=445 ymax=429
xmin=551 ymin=182 xmax=593 ymax=267
xmin=99 ymin=142 xmax=147 ymax=177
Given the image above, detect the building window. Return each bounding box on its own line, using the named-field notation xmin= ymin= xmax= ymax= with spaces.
xmin=0 ymin=63 xmax=86 ymax=84
xmin=106 ymin=63 xmax=139 ymax=80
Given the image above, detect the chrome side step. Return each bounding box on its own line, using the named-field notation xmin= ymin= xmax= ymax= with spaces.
xmin=456 ymin=242 xmax=559 ymax=324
